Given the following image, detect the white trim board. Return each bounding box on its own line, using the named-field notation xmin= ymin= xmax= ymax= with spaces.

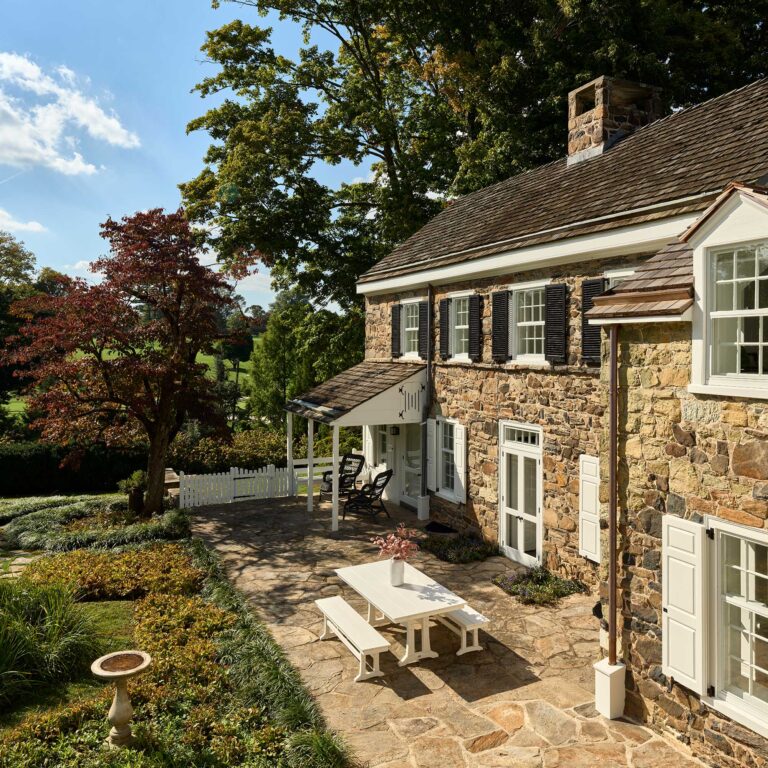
xmin=589 ymin=308 xmax=693 ymax=326
xmin=357 ymin=213 xmax=699 ymax=295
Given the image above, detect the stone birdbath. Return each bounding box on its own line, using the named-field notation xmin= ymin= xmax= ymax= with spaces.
xmin=91 ymin=650 xmax=152 ymax=749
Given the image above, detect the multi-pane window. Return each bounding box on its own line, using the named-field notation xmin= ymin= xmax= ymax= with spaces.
xmin=440 ymin=421 xmax=456 ymax=492
xmin=719 ymin=530 xmax=768 ymax=712
xmin=452 ymin=297 xmax=470 ymax=357
xmin=512 ymin=287 xmax=545 ymax=358
xmin=403 ymin=302 xmax=420 ymax=356
xmin=710 ymin=243 xmax=768 ymax=377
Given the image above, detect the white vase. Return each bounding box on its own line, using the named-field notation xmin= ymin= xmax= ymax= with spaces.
xmin=390 ymin=557 xmax=405 ymax=586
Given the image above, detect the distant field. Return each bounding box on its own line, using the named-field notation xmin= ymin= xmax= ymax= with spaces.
xmin=3 ymin=336 xmax=260 ymax=416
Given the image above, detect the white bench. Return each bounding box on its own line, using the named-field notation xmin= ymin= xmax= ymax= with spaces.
xmin=435 ymin=605 xmax=490 ymax=655
xmin=315 ymin=596 xmax=390 ymax=681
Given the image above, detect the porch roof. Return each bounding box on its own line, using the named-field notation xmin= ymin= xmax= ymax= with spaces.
xmin=586 ymin=240 xmax=694 ymax=321
xmin=285 ymin=361 xmax=426 ymax=426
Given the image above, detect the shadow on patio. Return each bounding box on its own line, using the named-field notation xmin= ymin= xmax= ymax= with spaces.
xmin=193 ymin=497 xmax=706 ymax=768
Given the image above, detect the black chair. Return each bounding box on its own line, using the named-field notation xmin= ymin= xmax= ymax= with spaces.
xmin=320 ymin=453 xmax=365 ymax=500
xmin=343 ymin=469 xmax=394 ymax=519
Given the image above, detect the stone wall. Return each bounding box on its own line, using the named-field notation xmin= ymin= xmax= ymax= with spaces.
xmin=607 ymin=322 xmax=768 ymax=768
xmin=364 ymin=253 xmax=649 ymax=584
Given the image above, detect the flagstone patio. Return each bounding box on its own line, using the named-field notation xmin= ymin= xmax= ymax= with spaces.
xmin=193 ymin=498 xmax=706 ymax=768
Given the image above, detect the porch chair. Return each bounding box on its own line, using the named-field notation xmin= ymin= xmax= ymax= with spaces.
xmin=320 ymin=453 xmax=366 ymax=500
xmin=343 ymin=469 xmax=394 ymax=520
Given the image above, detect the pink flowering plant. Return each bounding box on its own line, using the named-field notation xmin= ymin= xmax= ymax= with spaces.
xmin=372 ymin=523 xmax=420 ymax=561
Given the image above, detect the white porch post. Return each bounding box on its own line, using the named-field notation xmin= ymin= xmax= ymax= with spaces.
xmin=331 ymin=424 xmax=340 ymax=532
xmin=286 ymin=411 xmax=294 ymax=496
xmin=307 ymin=418 xmax=314 ymax=512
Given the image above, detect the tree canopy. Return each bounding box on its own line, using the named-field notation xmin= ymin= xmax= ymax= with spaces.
xmin=5 ymin=209 xmax=233 ymax=513
xmin=184 ymin=0 xmax=768 ymax=312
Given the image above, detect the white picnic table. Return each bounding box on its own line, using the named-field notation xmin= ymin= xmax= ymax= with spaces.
xmin=335 ymin=560 xmax=466 ymax=666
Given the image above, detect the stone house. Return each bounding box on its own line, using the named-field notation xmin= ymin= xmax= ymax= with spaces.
xmin=287 ymin=76 xmax=768 ymax=766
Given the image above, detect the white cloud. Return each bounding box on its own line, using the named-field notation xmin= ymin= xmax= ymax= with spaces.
xmin=0 ymin=52 xmax=139 ymax=176
xmin=0 ymin=207 xmax=45 ymax=232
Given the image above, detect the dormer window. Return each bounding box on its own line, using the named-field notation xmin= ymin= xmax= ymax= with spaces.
xmin=710 ymin=243 xmax=768 ymax=378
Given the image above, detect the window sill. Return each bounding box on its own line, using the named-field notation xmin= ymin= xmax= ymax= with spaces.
xmin=504 ymin=359 xmax=550 ymax=371
xmin=689 ymin=381 xmax=768 ymax=400
xmin=433 ymin=490 xmax=460 ymax=505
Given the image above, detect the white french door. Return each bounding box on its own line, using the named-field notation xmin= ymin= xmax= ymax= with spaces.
xmin=499 ymin=422 xmax=542 ymax=567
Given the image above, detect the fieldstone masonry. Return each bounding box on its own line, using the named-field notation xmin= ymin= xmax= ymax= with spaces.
xmin=605 ymin=323 xmax=768 ymax=768
xmin=365 ymin=254 xmax=649 ymax=585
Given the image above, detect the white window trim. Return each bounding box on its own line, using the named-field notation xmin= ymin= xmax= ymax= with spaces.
xmin=448 ymin=293 xmax=472 ymax=361
xmin=435 ymin=416 xmax=460 ymax=503
xmin=508 ymin=280 xmax=549 ymax=363
xmin=400 ymin=298 xmax=422 ymax=360
xmin=703 ymin=516 xmax=768 ymax=739
xmin=691 ymin=238 xmax=768 ymax=400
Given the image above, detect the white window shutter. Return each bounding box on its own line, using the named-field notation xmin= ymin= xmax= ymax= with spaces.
xmin=454 ymin=423 xmax=467 ymax=504
xmin=578 ymin=455 xmax=601 ymax=563
xmin=362 ymin=425 xmax=375 ymax=468
xmin=662 ymin=514 xmax=707 ymax=695
xmin=426 ymin=419 xmax=436 ymax=491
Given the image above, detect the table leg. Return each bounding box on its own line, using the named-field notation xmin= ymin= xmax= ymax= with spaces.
xmin=366 ymin=602 xmax=388 ymax=627
xmin=419 ymin=617 xmax=439 ymax=659
xmin=398 ymin=621 xmax=421 ymax=666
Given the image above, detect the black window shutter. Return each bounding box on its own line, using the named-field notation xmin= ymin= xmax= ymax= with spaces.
xmin=581 ymin=278 xmax=607 ymax=365
xmin=544 ymin=284 xmax=568 ymax=364
xmin=468 ymin=295 xmax=482 ymax=362
xmin=418 ymin=301 xmax=429 ymax=359
xmin=439 ymin=298 xmax=451 ymax=360
xmin=491 ymin=291 xmax=509 ymax=362
xmin=391 ymin=304 xmax=402 ymax=358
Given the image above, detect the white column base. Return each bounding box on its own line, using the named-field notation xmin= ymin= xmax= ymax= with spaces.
xmin=593 ymin=657 xmax=626 ymax=720
xmin=417 ymin=495 xmax=430 ymax=520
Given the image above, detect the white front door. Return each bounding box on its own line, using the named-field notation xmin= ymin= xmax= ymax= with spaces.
xmin=499 ymin=422 xmax=542 ymax=567
xmin=399 ymin=423 xmax=422 ymax=508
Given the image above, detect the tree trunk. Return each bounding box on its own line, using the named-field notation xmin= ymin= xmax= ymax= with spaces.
xmin=144 ymin=427 xmax=171 ymax=516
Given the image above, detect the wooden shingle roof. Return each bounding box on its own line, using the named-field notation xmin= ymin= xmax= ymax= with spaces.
xmin=360 ymin=78 xmax=768 ymax=284
xmin=285 ymin=361 xmax=425 ymax=424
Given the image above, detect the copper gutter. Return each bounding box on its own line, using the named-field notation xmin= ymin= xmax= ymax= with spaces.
xmin=608 ymin=324 xmax=619 ymax=666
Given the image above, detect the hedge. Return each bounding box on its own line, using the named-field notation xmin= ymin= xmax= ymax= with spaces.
xmin=0 ymin=443 xmax=147 ymax=497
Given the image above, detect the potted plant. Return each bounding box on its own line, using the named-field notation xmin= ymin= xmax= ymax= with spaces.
xmin=372 ymin=523 xmax=419 ymax=586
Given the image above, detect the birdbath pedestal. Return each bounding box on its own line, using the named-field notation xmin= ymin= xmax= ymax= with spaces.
xmin=91 ymin=650 xmax=152 ymax=749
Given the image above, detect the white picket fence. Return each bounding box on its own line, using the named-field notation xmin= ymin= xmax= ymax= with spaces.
xmin=179 ymin=457 xmax=334 ymax=509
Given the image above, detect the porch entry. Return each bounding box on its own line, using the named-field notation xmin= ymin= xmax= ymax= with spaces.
xmin=364 ymin=423 xmax=422 ymax=511
xmin=499 ymin=421 xmax=542 ymax=566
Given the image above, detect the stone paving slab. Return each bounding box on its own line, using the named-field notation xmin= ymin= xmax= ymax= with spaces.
xmin=193 ymin=498 xmax=707 ymax=768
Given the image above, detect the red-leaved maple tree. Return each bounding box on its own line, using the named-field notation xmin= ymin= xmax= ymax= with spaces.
xmin=6 ymin=209 xmax=232 ymax=514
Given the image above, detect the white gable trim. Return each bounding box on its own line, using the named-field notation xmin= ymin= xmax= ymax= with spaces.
xmin=357 ymin=213 xmax=699 ymax=295
xmin=688 ymin=190 xmax=768 ymax=400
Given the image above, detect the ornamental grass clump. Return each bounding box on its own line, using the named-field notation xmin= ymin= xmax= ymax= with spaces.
xmin=0 ymin=495 xmax=100 ymax=525
xmin=493 ymin=565 xmax=588 ymax=606
xmin=0 ymin=580 xmax=101 ymax=711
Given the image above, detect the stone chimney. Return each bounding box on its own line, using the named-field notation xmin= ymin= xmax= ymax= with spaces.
xmin=567 ymin=76 xmax=661 ymax=166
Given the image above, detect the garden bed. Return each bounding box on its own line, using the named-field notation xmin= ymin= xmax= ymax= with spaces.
xmin=0 ymin=495 xmax=351 ymax=768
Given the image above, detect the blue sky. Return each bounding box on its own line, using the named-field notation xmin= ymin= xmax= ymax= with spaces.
xmin=0 ymin=0 xmax=360 ymax=308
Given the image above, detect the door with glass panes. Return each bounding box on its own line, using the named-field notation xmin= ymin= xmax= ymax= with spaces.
xmin=499 ymin=422 xmax=541 ymax=566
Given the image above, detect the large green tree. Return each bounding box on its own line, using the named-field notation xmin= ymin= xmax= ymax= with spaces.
xmin=184 ymin=0 xmax=768 ymax=401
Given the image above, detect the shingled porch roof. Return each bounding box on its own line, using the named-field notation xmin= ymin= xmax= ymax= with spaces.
xmin=285 ymin=361 xmax=426 ymax=425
